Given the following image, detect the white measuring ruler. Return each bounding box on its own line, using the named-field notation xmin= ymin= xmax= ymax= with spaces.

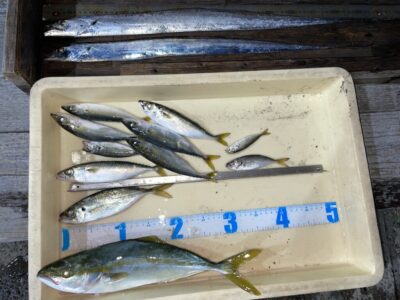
xmin=61 ymin=201 xmax=339 ymax=253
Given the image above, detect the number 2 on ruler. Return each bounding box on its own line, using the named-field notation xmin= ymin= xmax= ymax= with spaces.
xmin=170 ymin=217 xmax=184 ymax=239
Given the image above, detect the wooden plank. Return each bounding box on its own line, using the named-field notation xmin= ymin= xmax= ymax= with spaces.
xmin=361 ymin=111 xmax=400 ymax=179
xmin=373 ymin=179 xmax=400 ymax=209
xmin=356 ymin=84 xmax=400 ymax=113
xmin=352 ymin=70 xmax=400 ymax=84
xmin=382 ymin=208 xmax=400 ymax=296
xmin=0 ymin=132 xmax=28 ymax=176
xmin=2 ymin=0 xmax=41 ymax=92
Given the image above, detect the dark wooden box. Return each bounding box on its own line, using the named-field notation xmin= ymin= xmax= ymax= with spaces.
xmin=3 ymin=0 xmax=400 ymax=92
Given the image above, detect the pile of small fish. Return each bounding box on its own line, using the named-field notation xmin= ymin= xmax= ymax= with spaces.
xmin=38 ymin=100 xmax=290 ymax=296
xmin=44 ymin=8 xmax=332 ymax=62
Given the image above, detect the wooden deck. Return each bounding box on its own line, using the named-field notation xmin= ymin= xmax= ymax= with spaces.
xmin=0 ymin=0 xmax=399 ymax=299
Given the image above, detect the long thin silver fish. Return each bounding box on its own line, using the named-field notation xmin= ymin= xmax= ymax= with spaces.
xmin=57 ymin=161 xmax=163 ymax=183
xmin=122 ymin=118 xmax=220 ymax=170
xmin=126 ymin=138 xmax=215 ymax=179
xmin=62 ymin=103 xmax=136 ymax=121
xmin=82 ymin=141 xmax=137 ymax=157
xmin=51 ymin=113 xmax=132 ymax=141
xmin=139 ymin=100 xmax=230 ymax=146
xmin=45 ymin=9 xmax=335 ymax=37
xmin=60 ymin=185 xmax=172 ymax=224
xmin=47 ymin=38 xmax=320 ymax=62
xmin=37 ymin=237 xmax=261 ymax=295
xmin=226 ymin=155 xmax=289 ymax=171
xmin=226 ymin=129 xmax=270 ymax=154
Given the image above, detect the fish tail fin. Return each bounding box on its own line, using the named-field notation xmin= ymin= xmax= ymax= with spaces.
xmin=261 ymin=129 xmax=271 ymax=136
xmin=152 ymin=184 xmax=173 ymax=199
xmin=216 ymin=249 xmax=262 ymax=296
xmin=276 ymin=158 xmax=289 ymax=167
xmin=204 ymin=155 xmax=221 ymax=171
xmin=215 ymin=133 xmax=230 ymax=146
xmin=207 ymin=171 xmax=218 ymax=182
xmin=156 ymin=167 xmax=167 ymax=176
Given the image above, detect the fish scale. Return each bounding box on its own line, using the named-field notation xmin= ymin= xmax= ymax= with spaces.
xmin=61 ymin=201 xmax=340 ymax=253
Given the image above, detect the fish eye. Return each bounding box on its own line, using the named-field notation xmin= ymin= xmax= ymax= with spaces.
xmin=59 ymin=117 xmax=65 ymax=122
xmin=62 ymin=271 xmax=71 ymax=278
xmin=65 ymin=169 xmax=74 ymax=175
xmin=81 ymin=207 xmax=86 ymax=212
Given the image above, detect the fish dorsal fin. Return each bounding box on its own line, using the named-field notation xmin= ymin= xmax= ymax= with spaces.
xmin=136 ymin=236 xmax=166 ymax=244
xmin=105 ymin=272 xmax=129 ymax=282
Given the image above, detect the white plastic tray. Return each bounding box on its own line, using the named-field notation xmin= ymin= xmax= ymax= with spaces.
xmin=29 ymin=68 xmax=383 ymax=299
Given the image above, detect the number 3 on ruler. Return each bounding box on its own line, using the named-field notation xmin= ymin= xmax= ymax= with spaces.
xmin=170 ymin=217 xmax=184 ymax=239
xmin=276 ymin=207 xmax=290 ymax=228
xmin=325 ymin=202 xmax=339 ymax=223
xmin=223 ymin=212 xmax=238 ymax=234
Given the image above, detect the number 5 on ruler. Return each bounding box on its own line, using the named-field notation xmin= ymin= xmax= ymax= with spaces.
xmin=170 ymin=217 xmax=184 ymax=239
xmin=325 ymin=202 xmax=339 ymax=223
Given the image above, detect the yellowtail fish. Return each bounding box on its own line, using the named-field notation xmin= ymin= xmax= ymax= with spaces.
xmin=226 ymin=129 xmax=270 ymax=154
xmin=82 ymin=141 xmax=136 ymax=158
xmin=139 ymin=100 xmax=230 ymax=146
xmin=60 ymin=185 xmax=172 ymax=224
xmin=51 ymin=113 xmax=132 ymax=141
xmin=226 ymin=155 xmax=289 ymax=170
xmin=122 ymin=118 xmax=220 ymax=171
xmin=127 ymin=138 xmax=215 ymax=179
xmin=57 ymin=161 xmax=163 ymax=183
xmin=37 ymin=237 xmax=262 ymax=295
xmin=62 ymin=103 xmax=136 ymax=122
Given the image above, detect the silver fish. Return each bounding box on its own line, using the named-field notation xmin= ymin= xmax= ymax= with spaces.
xmin=51 ymin=112 xmax=132 ymax=141
xmin=226 ymin=129 xmax=270 ymax=154
xmin=62 ymin=103 xmax=136 ymax=121
xmin=226 ymin=155 xmax=289 ymax=171
xmin=122 ymin=118 xmax=220 ymax=170
xmin=57 ymin=161 xmax=161 ymax=183
xmin=60 ymin=185 xmax=172 ymax=224
xmin=47 ymin=38 xmax=320 ymax=62
xmin=82 ymin=141 xmax=137 ymax=157
xmin=45 ymin=9 xmax=335 ymax=37
xmin=127 ymin=138 xmax=215 ymax=179
xmin=139 ymin=100 xmax=230 ymax=146
xmin=37 ymin=237 xmax=261 ymax=295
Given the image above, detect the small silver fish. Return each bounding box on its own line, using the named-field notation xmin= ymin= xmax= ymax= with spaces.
xmin=37 ymin=237 xmax=261 ymax=295
xmin=82 ymin=141 xmax=136 ymax=157
xmin=122 ymin=118 xmax=220 ymax=170
xmin=44 ymin=9 xmax=336 ymax=37
xmin=139 ymin=100 xmax=230 ymax=146
xmin=57 ymin=161 xmax=162 ymax=183
xmin=127 ymin=138 xmax=215 ymax=179
xmin=62 ymin=103 xmax=136 ymax=121
xmin=226 ymin=129 xmax=270 ymax=154
xmin=47 ymin=39 xmax=320 ymax=63
xmin=60 ymin=185 xmax=172 ymax=224
xmin=226 ymin=155 xmax=289 ymax=171
xmin=51 ymin=112 xmax=132 ymax=141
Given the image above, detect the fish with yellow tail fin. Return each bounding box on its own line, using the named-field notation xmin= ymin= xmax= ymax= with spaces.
xmin=139 ymin=100 xmax=230 ymax=146
xmin=122 ymin=118 xmax=220 ymax=171
xmin=37 ymin=237 xmax=261 ymax=295
xmin=60 ymin=185 xmax=172 ymax=224
xmin=127 ymin=137 xmax=216 ymax=180
xmin=227 ymin=155 xmax=289 ymax=171
xmin=226 ymin=129 xmax=271 ymax=154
